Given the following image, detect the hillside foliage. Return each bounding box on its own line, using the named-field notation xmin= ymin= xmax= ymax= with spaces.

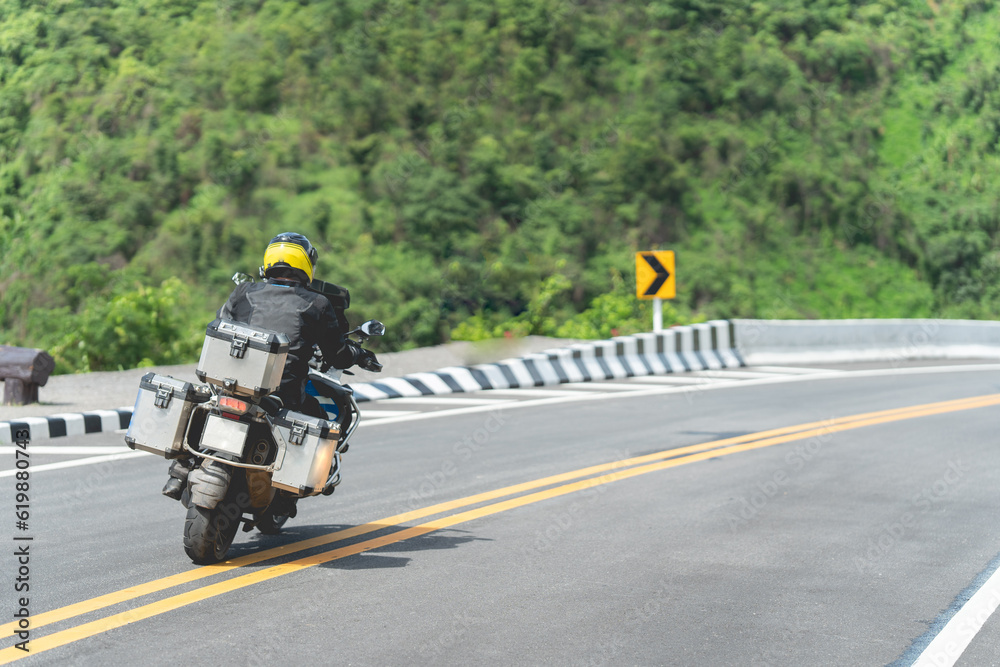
xmin=1 ymin=0 xmax=998 ymax=372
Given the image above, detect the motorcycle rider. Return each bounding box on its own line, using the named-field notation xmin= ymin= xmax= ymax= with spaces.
xmin=218 ymin=231 xmax=370 ymax=414
xmin=162 ymin=231 xmax=371 ymax=499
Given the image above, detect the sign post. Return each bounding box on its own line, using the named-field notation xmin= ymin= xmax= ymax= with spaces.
xmin=635 ymin=250 xmax=675 ymax=332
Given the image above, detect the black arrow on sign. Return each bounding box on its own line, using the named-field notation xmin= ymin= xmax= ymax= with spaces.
xmin=641 ymin=253 xmax=670 ymax=296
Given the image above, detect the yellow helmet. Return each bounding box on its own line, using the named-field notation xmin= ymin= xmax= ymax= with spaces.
xmin=261 ymin=232 xmax=318 ymax=282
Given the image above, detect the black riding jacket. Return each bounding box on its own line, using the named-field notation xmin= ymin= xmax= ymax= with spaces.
xmin=218 ymin=278 xmax=360 ymax=408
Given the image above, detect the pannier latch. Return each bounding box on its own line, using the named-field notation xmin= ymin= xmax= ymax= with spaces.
xmin=290 ymin=421 xmax=307 ymax=446
xmin=230 ymin=334 xmax=249 ymax=359
xmin=154 ymin=386 xmax=174 ymax=409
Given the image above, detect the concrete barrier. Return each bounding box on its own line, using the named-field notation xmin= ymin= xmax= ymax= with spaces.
xmin=733 ymin=319 xmax=1000 ymax=366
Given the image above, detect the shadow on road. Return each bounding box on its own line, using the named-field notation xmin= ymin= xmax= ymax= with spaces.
xmin=325 ymin=528 xmax=490 ymax=570
xmin=217 ymin=522 xmax=490 ymax=571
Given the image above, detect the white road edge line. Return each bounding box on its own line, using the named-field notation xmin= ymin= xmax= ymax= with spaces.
xmin=747 ymin=365 xmax=842 ymax=374
xmin=356 ymin=410 xmax=418 ymax=418
xmin=626 ymin=376 xmax=718 ymax=385
xmin=689 ymin=370 xmax=803 ymax=380
xmin=0 ymin=451 xmax=149 ymax=477
xmin=371 ymin=396 xmax=516 ymax=406
xmin=0 ymin=446 xmax=127 ymax=455
xmin=912 ymin=561 xmax=1000 ymax=667
xmin=552 ymin=382 xmax=650 ymax=391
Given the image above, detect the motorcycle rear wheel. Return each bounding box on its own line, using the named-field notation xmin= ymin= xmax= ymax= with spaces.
xmin=183 ymin=502 xmax=241 ymax=564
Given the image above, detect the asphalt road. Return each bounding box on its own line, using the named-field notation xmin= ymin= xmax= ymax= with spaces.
xmin=1 ymin=363 xmax=999 ymax=666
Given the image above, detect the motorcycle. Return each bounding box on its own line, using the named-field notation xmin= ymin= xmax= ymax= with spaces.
xmin=125 ymin=277 xmax=383 ymax=564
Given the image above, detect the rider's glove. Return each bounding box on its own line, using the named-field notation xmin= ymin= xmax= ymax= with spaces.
xmin=357 ymin=348 xmax=382 ymax=373
xmin=308 ymin=345 xmax=323 ymax=371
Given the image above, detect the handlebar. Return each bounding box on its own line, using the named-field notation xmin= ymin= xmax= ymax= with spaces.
xmin=359 ymin=356 xmax=382 ymax=373
xmin=311 ymin=346 xmax=381 ymax=373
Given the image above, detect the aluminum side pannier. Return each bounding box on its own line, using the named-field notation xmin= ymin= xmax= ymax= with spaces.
xmin=125 ymin=373 xmax=206 ymax=458
xmin=270 ymin=410 xmax=341 ymax=496
xmin=196 ymin=319 xmax=290 ymax=399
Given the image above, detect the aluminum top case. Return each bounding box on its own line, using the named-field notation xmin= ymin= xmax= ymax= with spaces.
xmin=196 ymin=319 xmax=290 ymax=399
xmin=125 ymin=373 xmax=205 ymax=459
xmin=270 ymin=409 xmax=341 ymax=497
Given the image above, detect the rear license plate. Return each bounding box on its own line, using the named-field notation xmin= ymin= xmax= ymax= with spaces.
xmin=201 ymin=414 xmax=249 ymax=457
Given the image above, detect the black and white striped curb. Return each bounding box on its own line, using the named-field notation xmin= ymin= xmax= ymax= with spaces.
xmin=351 ymin=320 xmax=743 ymax=401
xmin=1 ymin=409 xmax=133 ymax=445
xmin=0 ymin=321 xmax=741 ymax=443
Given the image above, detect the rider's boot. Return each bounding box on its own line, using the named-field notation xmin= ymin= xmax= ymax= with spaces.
xmin=162 ymin=459 xmax=193 ymax=500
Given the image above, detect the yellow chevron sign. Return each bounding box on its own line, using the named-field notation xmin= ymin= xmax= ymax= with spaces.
xmin=635 ymin=251 xmax=675 ymax=299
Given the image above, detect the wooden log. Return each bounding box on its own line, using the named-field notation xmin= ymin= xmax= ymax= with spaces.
xmin=0 ymin=346 xmax=55 ymax=385
xmin=0 ymin=347 xmax=55 ymax=406
xmin=3 ymin=379 xmax=39 ymax=406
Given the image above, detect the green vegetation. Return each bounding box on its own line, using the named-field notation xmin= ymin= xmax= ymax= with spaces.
xmin=1 ymin=0 xmax=998 ymax=372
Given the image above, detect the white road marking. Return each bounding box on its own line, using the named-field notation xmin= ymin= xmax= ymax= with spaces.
xmin=474 ymin=388 xmax=595 ymax=397
xmin=626 ymin=376 xmax=719 ymax=385
xmin=357 ymin=409 xmax=417 ymax=418
xmin=747 ymin=365 xmax=840 ymax=374
xmin=0 ymin=446 xmax=126 ymax=455
xmin=552 ymin=382 xmax=650 ymax=391
xmin=688 ymin=370 xmax=796 ymax=380
xmin=372 ymin=396 xmax=515 ymax=406
xmin=361 ymin=418 xmax=407 ymax=426
xmin=0 ymin=451 xmax=149 ymax=477
xmin=912 ymin=562 xmax=1000 ymax=667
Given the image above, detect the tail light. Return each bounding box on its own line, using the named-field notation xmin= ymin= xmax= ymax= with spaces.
xmin=218 ymin=396 xmax=249 ymax=417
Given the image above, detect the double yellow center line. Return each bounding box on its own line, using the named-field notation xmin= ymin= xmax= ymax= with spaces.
xmin=2 ymin=393 xmax=999 ymax=662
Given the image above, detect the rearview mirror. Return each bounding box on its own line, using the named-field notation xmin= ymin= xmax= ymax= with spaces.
xmin=360 ymin=320 xmax=385 ymax=337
